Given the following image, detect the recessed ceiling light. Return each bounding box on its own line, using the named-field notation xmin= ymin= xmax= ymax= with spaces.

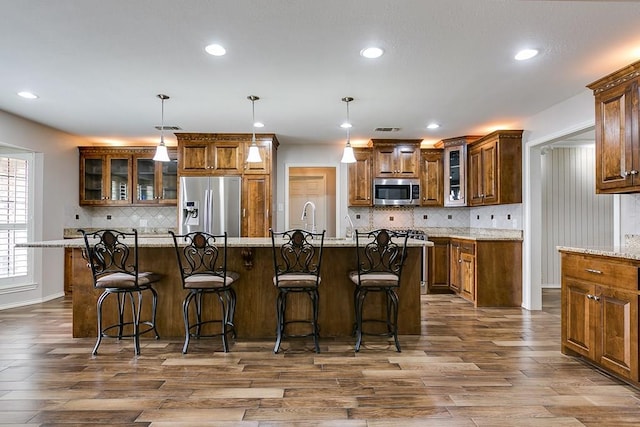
xmin=17 ymin=91 xmax=38 ymax=99
xmin=427 ymin=123 xmax=440 ymax=130
xmin=205 ymin=43 xmax=226 ymax=56
xmin=515 ymin=48 xmax=539 ymax=61
xmin=253 ymin=122 xmax=264 ymax=128
xmin=360 ymin=47 xmax=384 ymax=59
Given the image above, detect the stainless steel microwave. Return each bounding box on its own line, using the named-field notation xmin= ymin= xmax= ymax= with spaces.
xmin=373 ymin=178 xmax=420 ymax=206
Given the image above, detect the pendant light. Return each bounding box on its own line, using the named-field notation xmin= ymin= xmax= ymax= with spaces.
xmin=340 ymin=96 xmax=356 ymax=163
xmin=153 ymin=94 xmax=171 ymax=162
xmin=246 ymin=95 xmax=262 ymax=163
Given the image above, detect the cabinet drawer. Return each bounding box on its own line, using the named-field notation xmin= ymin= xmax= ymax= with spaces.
xmin=562 ymin=253 xmax=639 ymax=291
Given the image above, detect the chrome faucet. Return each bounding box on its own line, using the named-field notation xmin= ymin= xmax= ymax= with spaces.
xmin=345 ymin=214 xmax=355 ymax=239
xmin=301 ymin=201 xmax=317 ymax=233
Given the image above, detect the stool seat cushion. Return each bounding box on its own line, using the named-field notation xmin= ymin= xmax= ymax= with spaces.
xmin=183 ymin=271 xmax=240 ymax=289
xmin=348 ymin=270 xmax=399 ymax=287
xmin=96 ymin=271 xmax=162 ymax=289
xmin=273 ymin=273 xmax=321 ymax=288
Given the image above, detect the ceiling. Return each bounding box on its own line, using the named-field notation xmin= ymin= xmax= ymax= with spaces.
xmin=1 ymin=0 xmax=639 ymax=149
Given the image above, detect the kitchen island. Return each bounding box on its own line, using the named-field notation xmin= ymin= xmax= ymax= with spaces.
xmin=20 ymin=236 xmax=430 ymax=339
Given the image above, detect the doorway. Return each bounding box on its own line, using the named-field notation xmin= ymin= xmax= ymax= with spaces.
xmin=288 ymin=167 xmax=336 ymax=236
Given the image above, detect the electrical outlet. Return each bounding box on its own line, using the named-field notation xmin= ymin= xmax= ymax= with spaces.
xmin=389 ymin=216 xmax=394 ymax=221
xmin=107 ymin=215 xmax=112 ymax=220
xmin=75 ymin=214 xmax=79 ymax=220
xmin=423 ymin=214 xmax=428 ymax=219
xmin=476 ymin=215 xmax=480 ymax=220
xmin=490 ymin=214 xmax=494 ymax=220
xmin=356 ymin=214 xmax=360 ymax=219
xmin=507 ymin=214 xmax=511 ymax=220
xmin=447 ymin=215 xmax=452 ymax=220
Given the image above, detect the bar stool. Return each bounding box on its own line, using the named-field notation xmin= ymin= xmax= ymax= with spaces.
xmin=80 ymin=229 xmax=161 ymax=356
xmin=349 ymin=229 xmax=408 ymax=352
xmin=170 ymin=231 xmax=239 ymax=353
xmin=270 ymin=228 xmax=325 ymax=353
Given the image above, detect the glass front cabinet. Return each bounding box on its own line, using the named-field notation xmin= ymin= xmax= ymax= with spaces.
xmin=438 ymin=136 xmax=480 ymax=207
xmin=79 ymin=147 xmax=177 ymax=206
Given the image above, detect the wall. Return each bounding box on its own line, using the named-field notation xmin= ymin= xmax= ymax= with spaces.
xmin=541 ymin=146 xmax=613 ymax=286
xmin=0 ymin=109 xmax=84 ymax=309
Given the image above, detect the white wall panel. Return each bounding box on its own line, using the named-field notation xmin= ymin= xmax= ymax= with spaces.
xmin=541 ymin=146 xmax=613 ymax=286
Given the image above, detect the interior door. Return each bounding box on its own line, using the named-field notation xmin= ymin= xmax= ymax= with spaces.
xmin=288 ymin=167 xmax=336 ymax=236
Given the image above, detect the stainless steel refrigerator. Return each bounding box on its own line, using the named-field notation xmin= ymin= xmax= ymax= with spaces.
xmin=179 ymin=176 xmax=242 ymax=236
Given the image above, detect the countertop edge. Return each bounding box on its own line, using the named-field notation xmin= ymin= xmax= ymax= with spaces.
xmin=558 ymin=245 xmax=640 ymax=262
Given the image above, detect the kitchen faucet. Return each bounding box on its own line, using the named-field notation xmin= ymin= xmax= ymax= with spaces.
xmin=301 ymin=201 xmax=317 ymax=233
xmin=345 ymin=214 xmax=355 ymax=239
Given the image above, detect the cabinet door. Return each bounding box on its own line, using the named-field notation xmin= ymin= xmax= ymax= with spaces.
xmin=395 ymin=144 xmax=420 ymax=177
xmin=374 ymin=145 xmax=397 ymax=177
xmin=459 ymin=251 xmax=475 ymax=302
xmin=597 ymin=287 xmax=639 ymax=381
xmin=212 ymin=141 xmax=243 ymax=175
xmin=179 ymin=140 xmax=212 ymax=174
xmin=348 ymin=148 xmax=373 ymax=206
xmin=594 ymin=82 xmax=639 ymax=192
xmin=80 ymin=155 xmax=105 ymax=204
xmin=468 ymin=146 xmax=483 ymax=205
xmin=242 ymin=175 xmax=270 ymax=237
xmin=443 ymin=145 xmax=466 ymax=207
xmin=420 ymin=149 xmax=443 ymax=206
xmin=108 ymin=156 xmax=132 ymax=204
xmin=427 ymin=238 xmax=450 ymax=293
xmin=562 ymin=278 xmax=596 ymax=359
xmin=469 ymin=141 xmax=499 ymax=206
xmin=449 ymin=241 xmax=461 ymax=292
xmin=134 ymin=157 xmax=157 ymax=204
xmin=133 ymin=149 xmax=177 ymax=205
xmin=243 ymin=139 xmax=271 ymax=174
xmin=160 ymin=152 xmax=178 ymax=204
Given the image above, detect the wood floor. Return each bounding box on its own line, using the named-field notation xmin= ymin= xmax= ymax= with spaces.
xmin=1 ymin=290 xmax=639 ymax=426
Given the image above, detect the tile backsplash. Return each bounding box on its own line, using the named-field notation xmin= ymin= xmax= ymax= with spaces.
xmin=67 ymin=206 xmax=177 ymax=230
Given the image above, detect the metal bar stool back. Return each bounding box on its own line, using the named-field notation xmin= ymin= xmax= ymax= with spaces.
xmin=170 ymin=231 xmax=239 ymax=353
xmin=349 ymin=229 xmax=409 ymax=352
xmin=80 ymin=229 xmax=161 ymax=355
xmin=270 ymin=228 xmax=325 ymax=353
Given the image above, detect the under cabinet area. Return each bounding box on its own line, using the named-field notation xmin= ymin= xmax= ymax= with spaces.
xmin=79 ymin=146 xmax=177 ymax=206
xmin=588 ymin=60 xmax=640 ymax=193
xmin=560 ymin=251 xmax=640 ymax=387
xmin=428 ymin=237 xmax=522 ymax=307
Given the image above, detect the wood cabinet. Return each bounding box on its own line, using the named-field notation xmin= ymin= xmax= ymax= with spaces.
xmin=588 ymin=60 xmax=640 ymax=193
xmin=468 ymin=130 xmax=523 ymax=206
xmin=371 ymin=139 xmax=421 ymax=178
xmin=561 ymin=251 xmax=639 ymax=386
xmin=176 ymin=133 xmax=279 ymax=237
xmin=79 ymin=146 xmax=177 ymax=206
xmin=427 ymin=237 xmax=451 ymax=293
xmin=420 ymin=149 xmax=444 ymax=206
xmin=348 ymin=148 xmax=373 ymax=206
xmin=448 ymin=238 xmax=521 ymax=307
xmin=436 ymin=136 xmax=480 ymax=207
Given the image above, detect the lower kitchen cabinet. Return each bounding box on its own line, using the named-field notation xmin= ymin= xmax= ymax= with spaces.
xmin=427 ymin=237 xmax=451 ymax=293
xmin=561 ymin=251 xmax=639 ymax=386
xmin=447 ymin=238 xmax=521 ymax=307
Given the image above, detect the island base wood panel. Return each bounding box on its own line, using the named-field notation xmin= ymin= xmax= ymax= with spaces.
xmin=71 ymin=246 xmax=422 ymax=339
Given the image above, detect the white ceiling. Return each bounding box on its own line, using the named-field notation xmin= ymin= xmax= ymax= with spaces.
xmin=1 ymin=0 xmax=639 ymax=149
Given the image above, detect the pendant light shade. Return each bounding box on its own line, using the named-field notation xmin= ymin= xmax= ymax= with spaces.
xmin=246 ymin=95 xmax=262 ymax=163
xmin=340 ymin=96 xmax=356 ymax=163
xmin=153 ymin=94 xmax=171 ymax=162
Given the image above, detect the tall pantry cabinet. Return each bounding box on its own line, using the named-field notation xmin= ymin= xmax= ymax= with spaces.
xmin=176 ymin=133 xmax=278 ymax=237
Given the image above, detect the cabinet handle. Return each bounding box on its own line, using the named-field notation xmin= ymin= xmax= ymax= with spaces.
xmin=586 ymin=294 xmax=601 ymax=302
xmin=585 ymin=268 xmax=603 ymax=275
xmin=631 ymin=170 xmax=639 ymax=175
xmin=243 ymin=208 xmax=246 ymax=218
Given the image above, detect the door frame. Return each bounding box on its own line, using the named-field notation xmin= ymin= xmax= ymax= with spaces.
xmin=284 ymin=164 xmax=339 ymax=236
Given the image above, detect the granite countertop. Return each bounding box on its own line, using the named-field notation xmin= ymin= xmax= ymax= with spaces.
xmin=17 ymin=236 xmax=432 ymax=249
xmin=557 ymin=245 xmax=640 ymax=262
xmin=422 ymin=227 xmax=523 ymax=241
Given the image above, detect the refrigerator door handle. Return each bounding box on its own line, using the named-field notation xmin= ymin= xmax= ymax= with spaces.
xmin=204 ymin=189 xmax=211 ymax=234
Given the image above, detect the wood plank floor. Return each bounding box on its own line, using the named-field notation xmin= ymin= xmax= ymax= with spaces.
xmin=1 ymin=290 xmax=639 ymax=426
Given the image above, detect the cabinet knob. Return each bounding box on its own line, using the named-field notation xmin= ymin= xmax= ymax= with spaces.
xmin=631 ymin=170 xmax=639 ymax=175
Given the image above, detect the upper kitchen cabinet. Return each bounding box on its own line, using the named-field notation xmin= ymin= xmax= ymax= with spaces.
xmin=468 ymin=130 xmax=523 ymax=206
xmin=371 ymin=139 xmax=421 ymax=178
xmin=133 ymin=148 xmax=178 ymax=205
xmin=79 ymin=147 xmax=134 ymax=206
xmin=420 ymin=148 xmax=444 ymax=206
xmin=80 ymin=147 xmax=178 ymax=207
xmin=176 ymin=133 xmax=279 ymax=176
xmin=588 ymin=60 xmax=640 ymax=193
xmin=436 ymin=136 xmax=480 ymax=207
xmin=348 ymin=147 xmax=373 ymax=206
